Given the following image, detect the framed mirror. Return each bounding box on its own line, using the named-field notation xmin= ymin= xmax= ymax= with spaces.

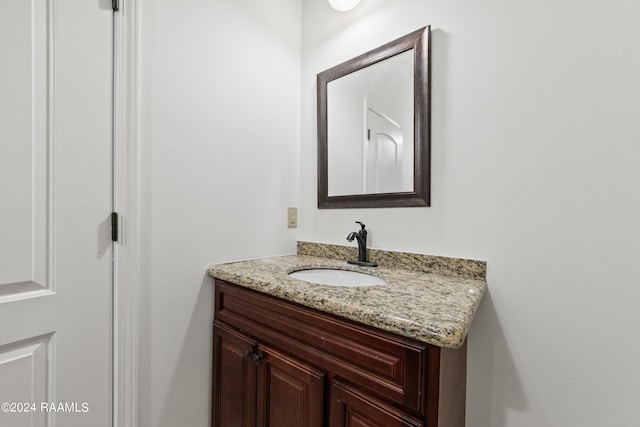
xmin=317 ymin=26 xmax=430 ymax=208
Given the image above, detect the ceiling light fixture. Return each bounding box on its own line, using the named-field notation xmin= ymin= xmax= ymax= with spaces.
xmin=328 ymin=0 xmax=360 ymax=12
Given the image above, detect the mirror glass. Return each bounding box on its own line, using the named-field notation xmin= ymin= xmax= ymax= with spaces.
xmin=317 ymin=27 xmax=430 ymax=209
xmin=327 ymin=49 xmax=414 ymax=196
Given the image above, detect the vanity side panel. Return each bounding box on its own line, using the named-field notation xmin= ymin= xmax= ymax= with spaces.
xmin=436 ymin=342 xmax=467 ymax=427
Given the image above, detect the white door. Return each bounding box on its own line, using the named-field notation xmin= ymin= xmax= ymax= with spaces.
xmin=364 ymin=104 xmax=404 ymax=194
xmin=0 ymin=0 xmax=114 ymax=426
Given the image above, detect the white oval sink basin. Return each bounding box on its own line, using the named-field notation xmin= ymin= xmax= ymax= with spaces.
xmin=288 ymin=269 xmax=383 ymax=287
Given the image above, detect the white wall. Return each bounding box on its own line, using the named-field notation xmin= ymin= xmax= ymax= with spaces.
xmin=300 ymin=0 xmax=640 ymax=426
xmin=138 ymin=0 xmax=301 ymax=425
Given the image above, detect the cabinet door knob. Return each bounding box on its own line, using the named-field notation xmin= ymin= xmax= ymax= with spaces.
xmin=243 ymin=349 xmax=263 ymax=365
xmin=251 ymin=353 xmax=263 ymax=365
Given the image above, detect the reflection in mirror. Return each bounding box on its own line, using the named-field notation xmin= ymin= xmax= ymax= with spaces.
xmin=317 ymin=27 xmax=430 ymax=208
xmin=328 ymin=49 xmax=414 ymax=196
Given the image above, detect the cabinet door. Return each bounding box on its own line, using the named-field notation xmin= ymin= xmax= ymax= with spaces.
xmin=256 ymin=345 xmax=325 ymax=427
xmin=212 ymin=322 xmax=258 ymax=427
xmin=329 ymin=381 xmax=423 ymax=427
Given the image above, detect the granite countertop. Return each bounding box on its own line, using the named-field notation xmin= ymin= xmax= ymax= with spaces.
xmin=208 ymin=244 xmax=486 ymax=349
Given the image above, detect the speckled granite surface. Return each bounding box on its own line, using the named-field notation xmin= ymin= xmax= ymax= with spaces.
xmin=208 ymin=250 xmax=486 ymax=349
xmin=297 ymin=241 xmax=486 ymax=280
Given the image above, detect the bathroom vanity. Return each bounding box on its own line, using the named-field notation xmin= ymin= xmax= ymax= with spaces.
xmin=208 ymin=242 xmax=486 ymax=427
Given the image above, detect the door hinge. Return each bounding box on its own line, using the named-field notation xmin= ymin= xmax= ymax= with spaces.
xmin=112 ymin=0 xmax=119 ymax=11
xmin=111 ymin=212 xmax=119 ymax=242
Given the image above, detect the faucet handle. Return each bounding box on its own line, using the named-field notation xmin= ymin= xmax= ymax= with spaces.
xmin=355 ymin=221 xmax=366 ymax=230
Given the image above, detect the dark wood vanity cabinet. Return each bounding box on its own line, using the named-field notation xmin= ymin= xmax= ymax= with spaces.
xmin=212 ymin=279 xmax=467 ymax=427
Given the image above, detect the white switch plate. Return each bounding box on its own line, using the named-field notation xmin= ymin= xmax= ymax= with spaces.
xmin=287 ymin=207 xmax=297 ymax=228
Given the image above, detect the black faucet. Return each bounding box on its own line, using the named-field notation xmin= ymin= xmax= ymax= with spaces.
xmin=346 ymin=221 xmax=378 ymax=267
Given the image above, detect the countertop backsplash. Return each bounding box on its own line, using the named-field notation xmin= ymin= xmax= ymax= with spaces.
xmin=296 ymin=241 xmax=486 ymax=280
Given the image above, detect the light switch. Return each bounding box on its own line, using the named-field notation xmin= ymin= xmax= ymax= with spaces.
xmin=287 ymin=207 xmax=297 ymax=228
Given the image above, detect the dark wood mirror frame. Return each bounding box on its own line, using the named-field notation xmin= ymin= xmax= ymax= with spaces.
xmin=317 ymin=26 xmax=431 ymax=209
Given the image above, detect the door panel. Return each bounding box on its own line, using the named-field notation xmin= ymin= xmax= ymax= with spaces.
xmin=329 ymin=381 xmax=423 ymax=427
xmin=257 ymin=345 xmax=324 ymax=427
xmin=0 ymin=0 xmax=49 ymax=299
xmin=0 ymin=0 xmax=114 ymax=425
xmin=0 ymin=336 xmax=50 ymax=427
xmin=212 ymin=323 xmax=258 ymax=427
